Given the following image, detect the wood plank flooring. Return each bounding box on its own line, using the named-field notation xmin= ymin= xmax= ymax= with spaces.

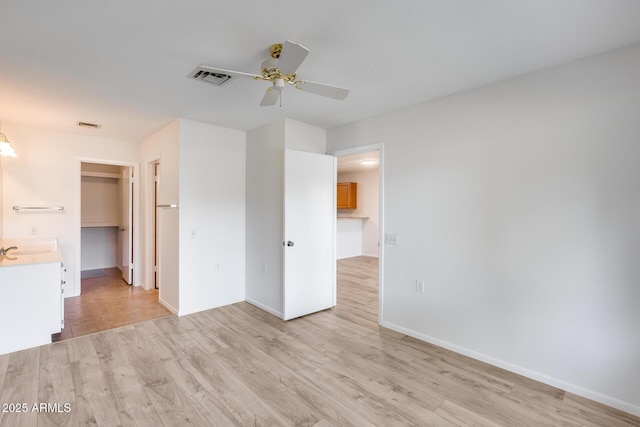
xmin=59 ymin=268 xmax=171 ymax=340
xmin=1 ymin=256 xmax=638 ymax=426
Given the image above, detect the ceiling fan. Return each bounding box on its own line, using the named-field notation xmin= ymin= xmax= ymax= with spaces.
xmin=189 ymin=40 xmax=349 ymax=106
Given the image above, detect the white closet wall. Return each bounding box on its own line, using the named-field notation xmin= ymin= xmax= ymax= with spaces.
xmin=80 ymin=163 xmax=120 ymax=271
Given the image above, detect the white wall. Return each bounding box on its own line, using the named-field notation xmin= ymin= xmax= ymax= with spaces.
xmin=80 ymin=167 xmax=120 ymax=270
xmin=327 ymin=44 xmax=640 ymax=415
xmin=246 ymin=119 xmax=286 ymax=317
xmin=178 ymin=119 xmax=246 ymax=316
xmin=140 ymin=119 xmax=246 ymax=316
xmin=245 ymin=118 xmax=327 ymax=317
xmin=285 ymin=119 xmax=327 ymax=153
xmin=337 ymin=169 xmax=379 ymax=257
xmin=80 ymin=227 xmax=118 ymax=270
xmin=0 ymin=123 xmax=139 ymax=297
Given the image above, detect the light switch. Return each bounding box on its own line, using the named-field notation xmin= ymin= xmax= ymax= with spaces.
xmin=384 ymin=233 xmax=398 ymax=245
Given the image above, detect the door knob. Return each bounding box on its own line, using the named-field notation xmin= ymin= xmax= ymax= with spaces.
xmin=285 ymin=241 xmax=294 ymax=247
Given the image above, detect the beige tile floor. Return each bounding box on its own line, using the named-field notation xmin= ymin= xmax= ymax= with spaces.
xmin=58 ymin=267 xmax=172 ymax=340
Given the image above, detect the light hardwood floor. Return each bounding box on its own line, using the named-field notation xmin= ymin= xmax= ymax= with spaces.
xmin=58 ymin=268 xmax=172 ymax=340
xmin=1 ymin=256 xmax=638 ymax=426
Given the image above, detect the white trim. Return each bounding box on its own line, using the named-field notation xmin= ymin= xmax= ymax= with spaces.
xmin=361 ymin=252 xmax=379 ymax=258
xmin=75 ymin=157 xmax=140 ymax=297
xmin=158 ymin=296 xmax=178 ymax=315
xmin=381 ymin=320 xmax=640 ymax=417
xmin=143 ymin=158 xmax=160 ymax=291
xmin=246 ymin=298 xmax=284 ymax=320
xmin=332 ymin=156 xmax=337 ymax=308
xmin=329 ymin=142 xmax=384 ymax=325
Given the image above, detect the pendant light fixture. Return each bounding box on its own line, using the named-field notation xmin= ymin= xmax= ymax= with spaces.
xmin=0 ymin=132 xmax=17 ymax=157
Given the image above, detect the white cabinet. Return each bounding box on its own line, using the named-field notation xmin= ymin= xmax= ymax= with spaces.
xmin=0 ymin=261 xmax=63 ymax=355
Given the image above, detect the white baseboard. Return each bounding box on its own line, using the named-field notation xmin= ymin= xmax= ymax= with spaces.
xmin=245 ymin=298 xmax=283 ymax=319
xmin=158 ymin=297 xmax=178 ymax=315
xmin=380 ymin=320 xmax=640 ymax=417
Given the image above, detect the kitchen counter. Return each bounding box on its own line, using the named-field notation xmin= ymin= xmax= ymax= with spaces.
xmin=0 ymin=237 xmax=63 ymax=267
xmin=336 ymin=218 xmax=368 ymax=259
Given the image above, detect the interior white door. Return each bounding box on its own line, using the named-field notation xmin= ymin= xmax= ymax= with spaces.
xmin=120 ymin=167 xmax=133 ymax=284
xmin=283 ymin=149 xmax=336 ymax=320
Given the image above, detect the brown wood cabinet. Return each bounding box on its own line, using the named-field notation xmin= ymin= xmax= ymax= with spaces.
xmin=337 ymin=182 xmax=357 ymax=209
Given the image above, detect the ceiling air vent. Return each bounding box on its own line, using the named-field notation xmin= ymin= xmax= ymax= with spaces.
xmin=78 ymin=121 xmax=102 ymax=129
xmin=189 ymin=66 xmax=232 ymax=86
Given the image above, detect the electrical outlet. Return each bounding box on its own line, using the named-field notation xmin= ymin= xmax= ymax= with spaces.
xmin=215 ymin=262 xmax=220 ymax=271
xmin=30 ymin=226 xmax=38 ymax=235
xmin=416 ymin=279 xmax=425 ymax=293
xmin=190 ymin=229 xmax=197 ymax=239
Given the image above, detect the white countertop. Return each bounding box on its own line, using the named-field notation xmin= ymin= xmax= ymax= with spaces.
xmin=0 ymin=237 xmax=63 ymax=267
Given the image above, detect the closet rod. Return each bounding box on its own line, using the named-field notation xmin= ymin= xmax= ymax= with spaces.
xmin=13 ymin=205 xmax=64 ymax=212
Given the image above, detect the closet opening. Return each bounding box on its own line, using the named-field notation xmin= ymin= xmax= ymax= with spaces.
xmin=80 ymin=162 xmax=132 ymax=283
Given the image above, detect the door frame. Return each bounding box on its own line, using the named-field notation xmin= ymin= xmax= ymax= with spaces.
xmin=328 ymin=142 xmax=385 ymax=324
xmin=75 ymin=157 xmax=140 ymax=297
xmin=120 ymin=166 xmax=134 ymax=284
xmin=142 ymin=158 xmax=160 ymax=292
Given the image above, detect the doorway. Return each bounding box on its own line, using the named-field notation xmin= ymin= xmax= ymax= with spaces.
xmin=59 ymin=270 xmax=170 ymax=340
xmin=331 ymin=143 xmax=384 ymax=322
xmin=145 ymin=158 xmax=178 ymax=314
xmin=80 ymin=162 xmax=133 ymax=283
xmin=59 ymin=159 xmax=170 ymax=340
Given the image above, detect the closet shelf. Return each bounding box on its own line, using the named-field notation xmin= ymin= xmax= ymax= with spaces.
xmin=81 ymin=171 xmax=120 ymax=179
xmin=81 ymin=222 xmax=119 ymax=228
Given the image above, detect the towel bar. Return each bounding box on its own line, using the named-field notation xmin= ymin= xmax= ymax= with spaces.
xmin=13 ymin=206 xmax=64 ymax=212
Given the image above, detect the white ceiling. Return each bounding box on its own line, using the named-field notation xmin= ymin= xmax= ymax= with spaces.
xmin=2 ymin=1 xmax=640 ymax=141
xmin=338 ymin=151 xmax=379 ymax=175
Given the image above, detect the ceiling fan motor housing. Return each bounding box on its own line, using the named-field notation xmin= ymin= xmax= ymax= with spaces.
xmin=260 ymin=57 xmax=279 ymax=78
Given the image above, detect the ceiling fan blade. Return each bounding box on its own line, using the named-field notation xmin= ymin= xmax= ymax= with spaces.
xmin=260 ymin=87 xmax=280 ymax=106
xmin=277 ymin=40 xmax=310 ymax=75
xmin=296 ymin=80 xmax=350 ymax=100
xmin=191 ymin=65 xmax=261 ymax=80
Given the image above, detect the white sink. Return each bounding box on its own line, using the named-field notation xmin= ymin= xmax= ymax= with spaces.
xmin=12 ymin=248 xmax=52 ymax=255
xmin=0 ymin=238 xmax=62 ymax=266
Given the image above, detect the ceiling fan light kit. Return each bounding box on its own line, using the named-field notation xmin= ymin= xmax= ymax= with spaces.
xmin=189 ymin=40 xmax=349 ymax=106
